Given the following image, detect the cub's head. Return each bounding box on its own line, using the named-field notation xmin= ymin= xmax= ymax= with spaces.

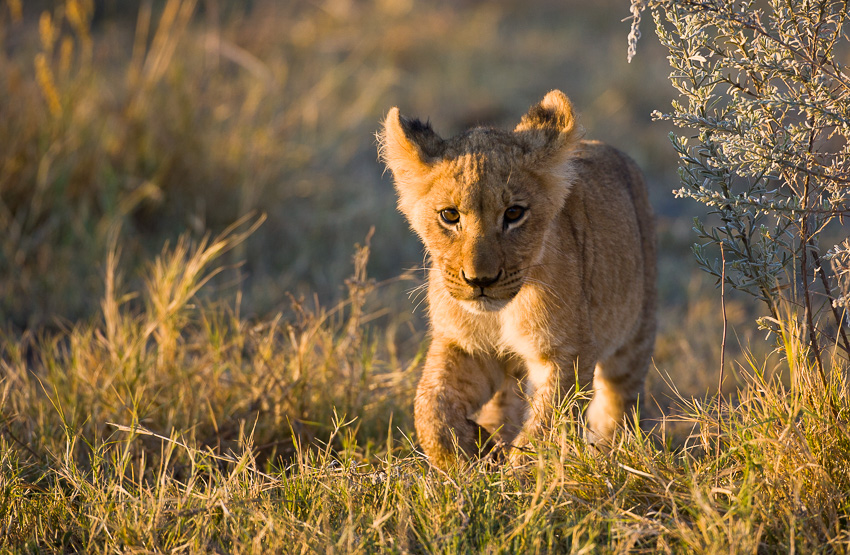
xmin=380 ymin=90 xmax=582 ymax=313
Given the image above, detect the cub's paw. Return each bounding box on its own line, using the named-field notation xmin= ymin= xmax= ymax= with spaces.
xmin=469 ymin=420 xmax=507 ymax=468
xmin=505 ymin=435 xmax=536 ymax=470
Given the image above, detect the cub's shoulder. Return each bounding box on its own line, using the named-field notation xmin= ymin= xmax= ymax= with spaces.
xmin=573 ymin=140 xmax=638 ymax=172
xmin=569 ymin=140 xmax=645 ymax=192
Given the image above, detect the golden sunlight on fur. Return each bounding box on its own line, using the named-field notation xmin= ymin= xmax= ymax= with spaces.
xmin=379 ymin=90 xmax=657 ymax=469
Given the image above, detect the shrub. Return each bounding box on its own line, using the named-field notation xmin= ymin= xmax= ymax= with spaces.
xmin=630 ymin=0 xmax=850 ymax=373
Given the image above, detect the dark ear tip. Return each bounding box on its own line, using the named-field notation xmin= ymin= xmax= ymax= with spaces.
xmin=382 ymin=107 xmax=445 ymax=162
xmin=400 ymin=116 xmax=434 ymax=135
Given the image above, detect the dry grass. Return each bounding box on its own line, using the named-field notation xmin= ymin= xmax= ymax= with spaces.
xmin=0 ymin=221 xmax=848 ymax=553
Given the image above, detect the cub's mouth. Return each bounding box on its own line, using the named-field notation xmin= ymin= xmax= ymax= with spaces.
xmin=440 ymin=267 xmax=524 ymax=312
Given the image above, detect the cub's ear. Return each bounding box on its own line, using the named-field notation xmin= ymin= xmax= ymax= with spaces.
xmin=379 ymin=108 xmax=445 ymax=213
xmin=514 ymin=90 xmax=582 ymax=166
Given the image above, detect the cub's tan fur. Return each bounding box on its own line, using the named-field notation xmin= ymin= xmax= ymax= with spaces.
xmin=380 ymin=91 xmax=656 ymax=469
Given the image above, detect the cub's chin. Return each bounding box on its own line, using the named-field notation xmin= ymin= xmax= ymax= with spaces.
xmin=457 ymin=296 xmax=512 ymax=314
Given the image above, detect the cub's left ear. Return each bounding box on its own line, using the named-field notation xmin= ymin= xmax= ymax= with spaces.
xmin=379 ymin=107 xmax=446 ymax=216
xmin=514 ymin=90 xmax=582 ymax=166
xmin=380 ymin=107 xmax=443 ymax=179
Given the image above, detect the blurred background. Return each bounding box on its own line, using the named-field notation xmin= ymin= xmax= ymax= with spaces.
xmin=0 ymin=0 xmax=763 ymax=413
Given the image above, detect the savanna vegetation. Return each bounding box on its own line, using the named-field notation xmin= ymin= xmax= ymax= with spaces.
xmin=1 ymin=0 xmax=848 ymax=552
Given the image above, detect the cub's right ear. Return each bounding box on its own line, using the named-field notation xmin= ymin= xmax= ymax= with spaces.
xmin=514 ymin=90 xmax=582 ymax=164
xmin=379 ymin=108 xmax=445 ymax=211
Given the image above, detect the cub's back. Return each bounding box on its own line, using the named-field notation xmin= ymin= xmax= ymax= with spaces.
xmin=559 ymin=141 xmax=656 ymax=345
xmin=568 ymin=140 xmax=655 ymax=253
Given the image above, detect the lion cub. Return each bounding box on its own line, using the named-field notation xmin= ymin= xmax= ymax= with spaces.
xmin=380 ymin=90 xmax=656 ymax=469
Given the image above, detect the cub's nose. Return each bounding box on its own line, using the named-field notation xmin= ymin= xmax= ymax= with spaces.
xmin=461 ymin=269 xmax=501 ymax=289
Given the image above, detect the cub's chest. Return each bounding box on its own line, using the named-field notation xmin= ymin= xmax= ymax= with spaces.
xmin=497 ymin=296 xmax=558 ymax=359
xmin=448 ymin=288 xmax=558 ymax=359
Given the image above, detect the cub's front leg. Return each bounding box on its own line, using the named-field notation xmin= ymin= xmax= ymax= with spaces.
xmin=509 ymin=357 xmax=596 ymax=464
xmin=414 ymin=337 xmax=504 ymax=469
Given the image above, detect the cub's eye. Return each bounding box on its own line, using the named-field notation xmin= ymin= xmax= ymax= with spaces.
xmin=440 ymin=208 xmax=460 ymax=225
xmin=504 ymin=206 xmax=526 ymax=224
